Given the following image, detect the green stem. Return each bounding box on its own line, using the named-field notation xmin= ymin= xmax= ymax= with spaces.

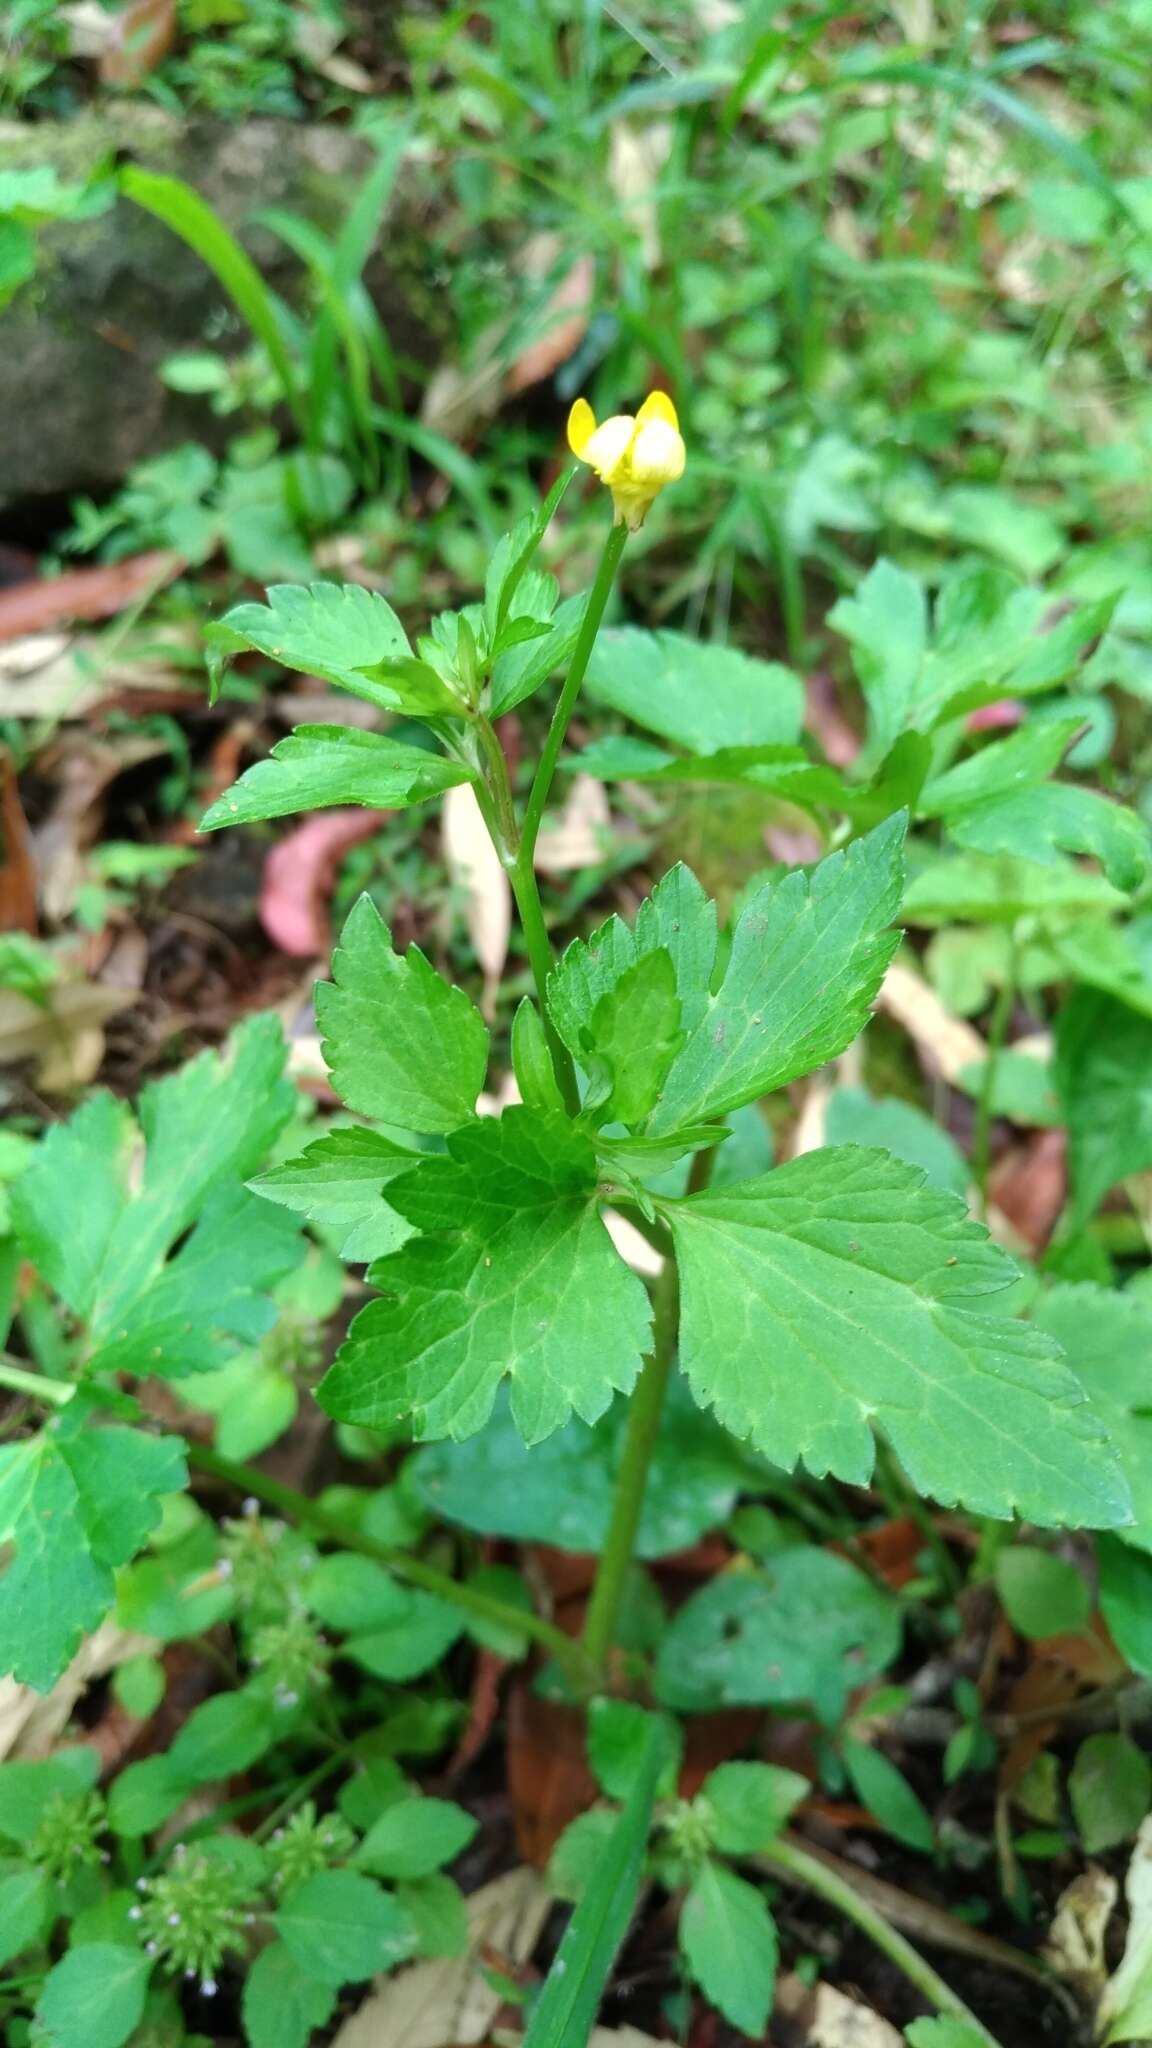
xmin=0 ymin=1358 xmax=74 ymax=1406
xmin=509 ymin=863 xmax=581 ymax=1115
xmin=759 ymin=1835 xmax=1006 ymax=2048
xmin=188 ymin=1444 xmax=589 ymax=1684
xmin=973 ymin=931 xmax=1017 ymax=1220
xmin=581 ymin=1147 xmax=713 ymax=1676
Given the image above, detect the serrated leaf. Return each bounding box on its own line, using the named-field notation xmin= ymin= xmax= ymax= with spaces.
xmin=318 ymin=1109 xmax=652 ymax=1444
xmin=828 ymin=558 xmax=928 ymax=766
xmin=275 ymin=1869 xmax=414 ymax=1985
xmin=6 ymin=1092 xmax=130 ymax=1320
xmin=211 ymin=581 xmax=411 ymax=705
xmin=587 ymin=948 xmax=684 ymax=1125
xmin=825 ymin=1087 xmax=968 ymax=1195
xmin=944 ymin=782 xmax=1150 ymax=892
xmin=252 ymin=1127 xmax=418 ymax=1262
xmin=585 ymin=627 xmax=804 ymax=752
xmin=200 ymin=726 xmax=471 ymax=829
xmin=34 ymin=1942 xmax=152 ymax=2048
xmin=242 ymin=1941 xmax=337 ymax=2048
xmin=698 ymin=1760 xmax=808 ymax=1853
xmin=489 ymin=591 xmax=586 ymax=715
xmin=666 ymin=1146 xmax=1129 ymax=1527
xmin=0 ymin=1406 xmax=187 ymax=1690
xmin=1056 ymin=990 xmax=1152 ymax=1224
xmin=548 ymin=864 xmax=717 ymax=1061
xmin=655 ymin=1546 xmax=900 ymax=1722
xmin=351 ymin=655 xmax=464 ymax=716
xmin=354 ymin=1797 xmax=477 ymax=1879
xmin=646 ymin=816 xmax=905 ymax=1134
xmin=1032 ymin=1286 xmax=1152 ymax=1548
xmin=317 ymin=895 xmax=489 ymax=1134
xmin=920 ymin=718 xmax=1082 ymax=817
xmin=576 ymin=736 xmax=850 ymax=814
xmin=679 ymin=1862 xmax=778 ymax=2038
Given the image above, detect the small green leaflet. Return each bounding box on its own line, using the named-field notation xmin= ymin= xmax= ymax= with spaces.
xmin=318 ymin=1109 xmax=652 ymax=1443
xmin=317 ymin=895 xmax=490 ymax=1134
xmin=584 ymin=627 xmax=804 ymax=752
xmin=665 ymin=1146 xmax=1131 ymax=1528
xmin=354 ymin=1797 xmax=476 ymax=1879
xmin=1032 ymin=1286 xmax=1152 ymax=1549
xmin=199 ymin=726 xmax=471 ymax=830
xmin=841 ymin=1736 xmax=934 ymax=1850
xmin=827 ymin=558 xmax=928 ymax=767
xmin=586 ymin=949 xmax=685 ymax=1124
xmin=679 ymin=1862 xmax=778 ymax=2039
xmin=207 ymin=580 xmax=411 ymax=705
xmin=0 ymin=1403 xmax=186 ymax=1689
xmin=549 ymin=864 xmax=717 ymax=1057
xmin=489 ymin=591 xmax=585 ymax=715
xmin=646 ymin=814 xmax=905 ymax=1134
xmin=253 ymin=1127 xmax=419 ymax=1262
xmin=1056 ymin=990 xmax=1152 ymax=1223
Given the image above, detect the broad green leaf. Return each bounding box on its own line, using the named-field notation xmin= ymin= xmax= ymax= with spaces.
xmin=842 ymin=1737 xmax=934 ymax=1851
xmin=0 ymin=1749 xmax=100 ymax=1840
xmin=825 ymin=1087 xmax=969 ymax=1196
xmin=647 ymin=816 xmax=904 ymax=1133
xmin=319 ymin=1110 xmax=651 ymax=1443
xmin=0 ymin=1865 xmax=53 ymax=1968
xmin=396 ymin=1874 xmax=468 ymax=1958
xmin=655 ymin=1546 xmax=900 ymax=1722
xmin=208 ymin=581 xmax=411 ymax=704
xmin=680 ymin=1861 xmax=778 ymax=2038
xmin=253 ymin=1127 xmax=418 ymax=1262
xmin=548 ymin=864 xmax=717 ymax=1059
xmin=903 ymin=851 xmax=1125 ymax=926
xmin=0 ymin=1406 xmax=186 ymax=1690
xmin=105 ymin=1756 xmax=188 ymax=1840
xmin=548 ymin=1808 xmax=619 ymax=1903
xmin=698 ymin=1760 xmax=808 ymax=1853
xmin=576 ymin=736 xmax=850 ymax=814
xmin=1056 ymin=991 xmax=1152 ymax=1224
xmin=1070 ymin=1734 xmax=1151 ymax=1853
xmin=920 ymin=718 xmax=1081 ymax=817
xmin=355 ymin=1797 xmax=477 ymax=1879
xmin=242 ymin=1941 xmax=337 ymax=2048
xmin=6 ymin=1093 xmax=130 ymax=1321
xmin=588 ymin=1700 xmax=683 ymax=1802
xmin=827 ymin=558 xmax=928 ymax=765
xmin=587 ymin=948 xmax=685 ymax=1124
xmin=317 ymin=896 xmax=490 ymax=1134
xmin=414 ymin=1375 xmax=761 ymax=1557
xmin=199 ymin=725 xmax=471 ymax=829
xmin=34 ymin=1942 xmax=152 ymax=2048
xmin=193 ymin=1353 xmax=297 ymax=1460
xmin=275 ymin=1869 xmax=413 ymax=1985
xmin=667 ymin=1147 xmax=1128 ymax=1527
xmin=995 ymin=1546 xmax=1092 ymax=1638
xmin=1033 ymin=1286 xmax=1147 ymax=1540
xmin=1099 ymin=1539 xmax=1152 ymax=1679
xmin=168 ymin=1687 xmax=277 ymax=1784
xmin=943 ymin=783 xmax=1150 ymax=892
xmin=585 ymin=627 xmax=804 ymax=751
xmin=112 ymin=1654 xmax=165 ymax=1720
xmin=304 ymin=1555 xmax=464 ymax=1679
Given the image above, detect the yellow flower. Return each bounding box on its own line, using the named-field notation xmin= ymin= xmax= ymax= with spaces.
xmin=567 ymin=390 xmax=686 ymax=531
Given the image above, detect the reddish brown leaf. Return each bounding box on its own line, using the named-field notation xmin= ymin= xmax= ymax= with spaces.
xmin=989 ymin=1127 xmax=1067 ymax=1252
xmin=258 ymin=808 xmax=386 ymax=957
xmin=0 ymin=749 xmax=37 ymax=934
xmin=0 ymin=552 xmax=184 ymax=644
xmin=98 ymin=0 xmax=178 ymax=85
xmin=506 ymin=1685 xmax=597 ymax=1867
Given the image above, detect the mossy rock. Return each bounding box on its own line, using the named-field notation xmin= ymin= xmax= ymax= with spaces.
xmin=0 ymin=107 xmax=446 ymax=512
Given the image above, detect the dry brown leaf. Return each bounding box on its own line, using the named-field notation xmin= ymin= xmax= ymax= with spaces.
xmin=259 ymin=808 xmax=386 ymax=957
xmin=442 ymin=783 xmax=510 ymax=1015
xmin=0 ymin=977 xmax=135 ymax=1091
xmin=98 ymin=0 xmax=177 ymax=85
xmin=0 ymin=630 xmax=193 ymax=722
xmin=0 ymin=551 xmax=183 ymax=642
xmin=775 ymin=1973 xmax=903 ymax=2046
xmin=878 ymin=960 xmax=986 ymax=1084
xmin=0 ymin=1621 xmax=156 ymax=1763
xmin=533 ymin=773 xmax=612 ymax=875
xmin=607 ymin=120 xmax=673 ymax=269
xmin=1043 ymin=1867 xmax=1117 ymax=2002
xmin=0 ymin=747 xmax=37 ymax=933
xmin=506 ymin=248 xmax=595 ymax=396
xmin=331 ymin=1866 xmax=550 ymax=2048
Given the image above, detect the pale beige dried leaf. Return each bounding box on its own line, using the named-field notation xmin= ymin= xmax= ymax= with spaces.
xmin=331 ymin=1866 xmax=550 ymax=2048
xmin=1100 ymin=1815 xmax=1152 ymax=2042
xmin=607 ymin=121 xmax=672 ymax=269
xmin=0 ymin=1622 xmax=156 ymax=1762
xmin=0 ymin=979 xmax=134 ymax=1091
xmin=604 ymin=1209 xmax=663 ymax=1278
xmin=878 ymin=959 xmax=986 ymax=1084
xmin=59 ymin=1 xmax=120 ymax=55
xmin=774 ymin=1972 xmax=903 ymax=2046
xmin=1043 ymin=1866 xmax=1117 ymax=2000
xmin=534 ymin=773 xmax=612 ymax=876
xmin=0 ymin=629 xmax=194 ymax=720
xmin=589 ymin=2031 xmax=667 ymax=2046
xmin=790 ymin=1075 xmax=832 ymax=1159
xmin=442 ymin=783 xmax=510 ymax=1015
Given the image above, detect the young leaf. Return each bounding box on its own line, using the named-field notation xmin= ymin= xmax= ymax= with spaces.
xmin=242 ymin=1941 xmax=337 ymax=2048
xmin=679 ymin=1861 xmax=778 ymax=2038
xmin=167 ymin=1687 xmax=277 ymax=1784
xmin=354 ymin=1797 xmax=477 ymax=1879
xmin=586 ymin=948 xmax=685 ymax=1124
xmin=317 ymin=895 xmax=490 ymax=1133
xmin=208 ymin=581 xmax=412 ymax=704
xmin=34 ymin=1942 xmax=153 ymax=2048
xmin=253 ymin=1127 xmax=419 ymax=1263
xmin=510 ymin=998 xmax=565 ymax=1115
xmin=199 ymin=726 xmax=471 ymax=830
xmin=655 ymin=1546 xmax=900 ymax=1722
xmin=841 ymin=1737 xmax=934 ymax=1851
xmin=588 ymin=1699 xmax=683 ymax=1802
xmin=666 ymin=1146 xmax=1129 ymax=1528
xmin=585 ymin=627 xmax=804 ymax=752
xmin=274 ymin=1869 xmax=414 ymax=1985
xmin=697 ymin=1760 xmax=808 ymax=1853
xmin=1056 ymin=991 xmax=1152 ymax=1224
xmin=1069 ymin=1734 xmax=1151 ymax=1853
xmin=489 ymin=591 xmax=585 ymax=716
xmin=351 ymin=655 xmax=464 ymax=715
xmin=0 ymin=1404 xmax=186 ymax=1690
xmin=318 ymin=1109 xmax=651 ymax=1443
xmin=548 ymin=863 xmax=717 ymax=1061
xmin=646 ymin=815 xmax=905 ymax=1134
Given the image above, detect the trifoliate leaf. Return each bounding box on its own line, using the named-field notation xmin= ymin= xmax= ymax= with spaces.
xmin=318 ymin=1109 xmax=651 ymax=1443
xmin=242 ymin=1942 xmax=337 ymax=2048
xmin=0 ymin=1403 xmax=186 ymax=1690
xmin=679 ymin=1861 xmax=778 ymax=2038
xmin=665 ymin=1146 xmax=1130 ymax=1527
xmin=1032 ymin=1286 xmax=1152 ymax=1550
xmin=646 ymin=816 xmax=904 ymax=1134
xmin=200 ymin=725 xmax=471 ymax=829
xmin=274 ymin=1870 xmax=414 ymax=1985
xmin=209 ymin=581 xmax=411 ymax=705
xmin=317 ymin=895 xmax=489 ymax=1134
xmin=34 ymin=1942 xmax=153 ymax=2048
xmin=585 ymin=627 xmax=804 ymax=751
xmin=1056 ymin=990 xmax=1152 ymax=1224
xmin=252 ymin=1127 xmax=419 ymax=1263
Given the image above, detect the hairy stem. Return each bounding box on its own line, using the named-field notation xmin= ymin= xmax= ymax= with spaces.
xmin=760 ymin=1834 xmax=1007 ymax=2046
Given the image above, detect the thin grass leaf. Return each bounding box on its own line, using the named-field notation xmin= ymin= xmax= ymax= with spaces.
xmin=522 ymin=1719 xmax=665 ymax=2048
xmin=373 ymin=410 xmax=499 ymax=541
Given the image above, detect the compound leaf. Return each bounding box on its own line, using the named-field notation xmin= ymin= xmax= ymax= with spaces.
xmin=585 ymin=627 xmax=804 ymax=752
xmin=200 ymin=726 xmax=471 ymax=830
xmin=253 ymin=1126 xmax=418 ymax=1262
xmin=208 ymin=581 xmax=411 ymax=706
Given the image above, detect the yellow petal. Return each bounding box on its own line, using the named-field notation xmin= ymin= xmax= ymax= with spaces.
xmin=580 ymin=413 xmax=637 ymax=482
xmin=635 ymin=388 xmax=679 ymax=433
xmin=629 ymin=416 xmax=686 ymax=487
xmin=566 ymin=397 xmax=597 ymax=458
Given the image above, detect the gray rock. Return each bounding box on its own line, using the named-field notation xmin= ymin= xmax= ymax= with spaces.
xmin=0 ymin=107 xmax=444 ymax=513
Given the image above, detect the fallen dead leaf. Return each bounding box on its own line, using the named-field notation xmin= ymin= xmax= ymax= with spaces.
xmin=442 ymin=783 xmax=510 ymax=1015
xmin=506 ymin=248 xmax=595 ymax=396
xmin=0 ymin=628 xmax=195 ymax=721
xmin=607 ymin=120 xmax=673 ymax=270
xmin=775 ymin=1972 xmax=903 ymax=2046
xmin=331 ymin=1866 xmax=551 ymax=2048
xmin=507 ymin=1686 xmax=597 ymax=1867
xmin=878 ymin=960 xmax=986 ymax=1085
xmin=0 ymin=748 xmax=37 ymax=933
xmin=34 ymin=731 xmax=168 ymax=920
xmin=1043 ymin=1867 xmax=1117 ymax=2003
xmin=98 ymin=0 xmax=178 ymax=84
xmin=0 ymin=1621 xmax=156 ymax=1762
xmin=0 ymin=976 xmax=135 ymax=1091
xmin=259 ymin=808 xmax=386 ymax=957
xmin=534 ymin=772 xmax=613 ymax=876
xmin=1099 ymin=1815 xmax=1152 ymax=2042
xmin=988 ymin=1127 xmax=1067 ymax=1254
xmin=0 ymin=551 xmax=183 ymax=642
